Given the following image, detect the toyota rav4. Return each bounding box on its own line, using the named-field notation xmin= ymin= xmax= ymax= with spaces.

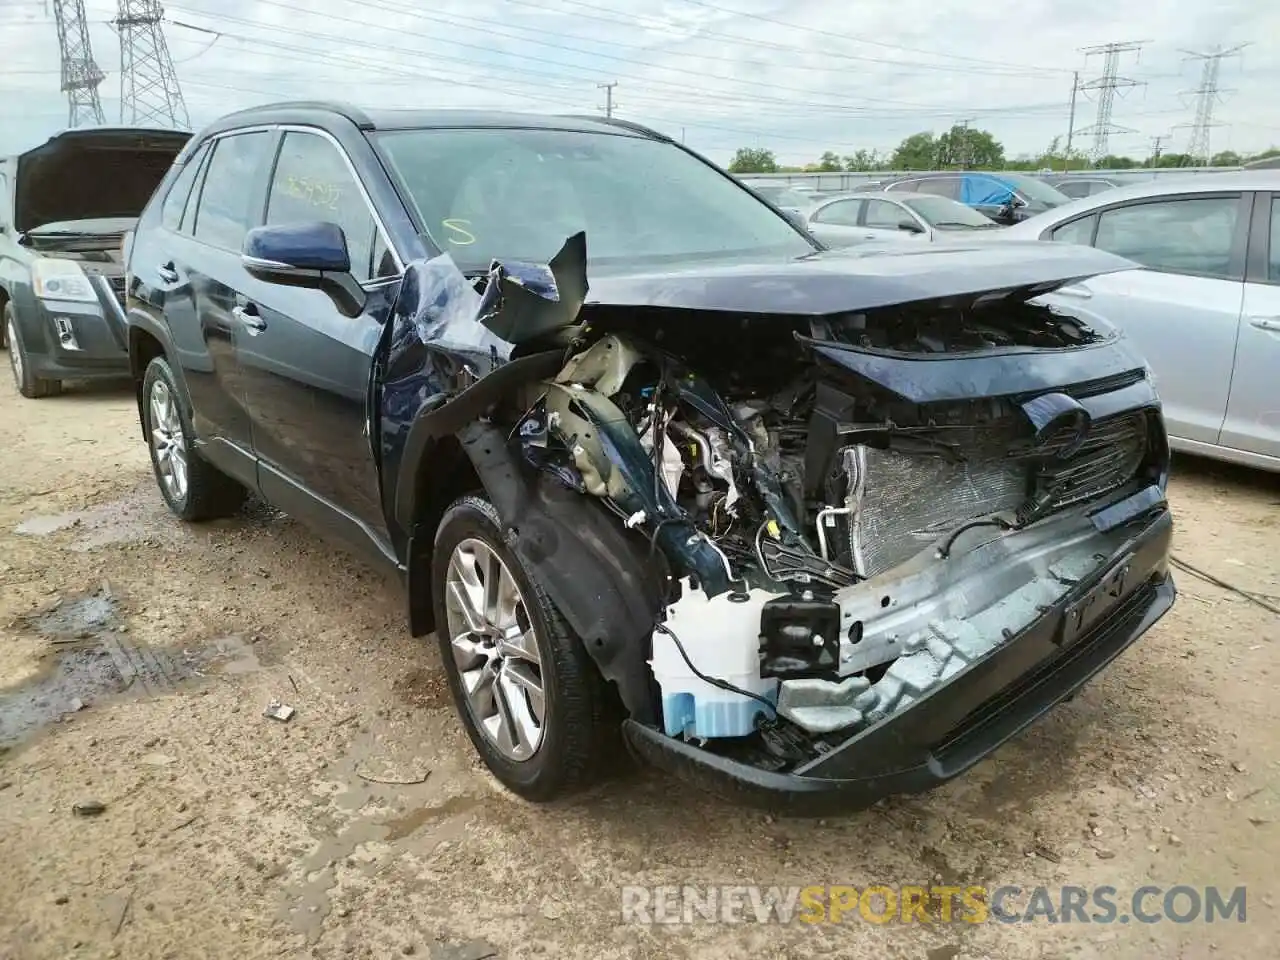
xmin=124 ymin=102 xmax=1175 ymax=812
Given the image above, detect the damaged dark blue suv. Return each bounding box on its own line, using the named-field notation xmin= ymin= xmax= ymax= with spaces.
xmin=125 ymin=101 xmax=1175 ymax=813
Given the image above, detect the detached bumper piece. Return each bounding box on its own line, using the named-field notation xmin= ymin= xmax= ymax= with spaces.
xmin=623 ymin=508 xmax=1174 ymax=815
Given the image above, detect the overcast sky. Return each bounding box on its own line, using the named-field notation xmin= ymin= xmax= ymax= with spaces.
xmin=2 ymin=0 xmax=1277 ymax=165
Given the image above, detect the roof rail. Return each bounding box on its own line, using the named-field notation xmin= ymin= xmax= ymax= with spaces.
xmin=561 ymin=114 xmax=671 ymax=141
xmin=217 ymin=100 xmax=376 ymax=131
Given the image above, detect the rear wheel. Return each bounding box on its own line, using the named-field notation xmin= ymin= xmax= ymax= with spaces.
xmin=432 ymin=495 xmax=609 ymax=801
xmin=142 ymin=356 xmax=247 ymax=521
xmin=6 ymin=304 xmax=62 ymax=399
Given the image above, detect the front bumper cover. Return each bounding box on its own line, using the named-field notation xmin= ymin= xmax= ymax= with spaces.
xmin=623 ymin=506 xmax=1174 ymax=815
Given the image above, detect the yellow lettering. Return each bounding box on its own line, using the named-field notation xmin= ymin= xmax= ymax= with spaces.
xmin=932 ymin=885 xmax=963 ymax=922
xmin=828 ymin=886 xmax=859 ymax=923
xmin=961 ymin=886 xmax=989 ymax=924
xmin=442 ymin=218 xmax=477 ymax=246
xmin=797 ymin=886 xmax=826 ymax=924
xmin=860 ymin=885 xmax=896 ymax=925
xmin=901 ymin=886 xmax=931 ymax=923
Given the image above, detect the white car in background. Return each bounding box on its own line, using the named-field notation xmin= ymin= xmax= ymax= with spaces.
xmin=804 ymin=191 xmax=1003 ymax=247
xmin=738 ymin=181 xmax=816 ymax=220
xmin=996 ymin=171 xmax=1280 ymax=471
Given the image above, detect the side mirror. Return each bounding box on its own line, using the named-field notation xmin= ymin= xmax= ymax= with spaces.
xmin=897 ymin=218 xmax=924 ymax=233
xmin=242 ymin=221 xmax=366 ymax=318
xmin=781 ymin=208 xmax=809 ymax=230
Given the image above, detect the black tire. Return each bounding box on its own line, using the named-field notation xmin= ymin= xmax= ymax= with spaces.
xmin=142 ymin=355 xmax=247 ymax=521
xmin=5 ymin=303 xmax=62 ymax=399
xmin=432 ymin=494 xmax=610 ymax=802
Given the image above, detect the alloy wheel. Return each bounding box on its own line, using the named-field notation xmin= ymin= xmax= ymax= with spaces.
xmin=149 ymin=378 xmax=188 ymax=502
xmin=6 ymin=319 xmax=21 ymax=387
xmin=444 ymin=537 xmax=546 ymax=761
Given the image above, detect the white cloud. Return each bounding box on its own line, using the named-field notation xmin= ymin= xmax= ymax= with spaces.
xmin=1 ymin=0 xmax=1277 ymax=166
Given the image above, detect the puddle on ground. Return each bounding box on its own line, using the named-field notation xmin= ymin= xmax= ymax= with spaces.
xmin=29 ymin=593 xmax=118 ymax=641
xmin=278 ymin=729 xmax=487 ymax=943
xmin=381 ymin=794 xmax=484 ymax=842
xmin=1 ymin=590 xmax=261 ymax=747
xmin=14 ymin=485 xmax=289 ymax=551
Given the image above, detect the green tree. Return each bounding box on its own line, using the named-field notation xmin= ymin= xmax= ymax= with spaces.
xmin=815 ymin=151 xmax=843 ymax=172
xmin=1246 ymin=147 xmax=1280 ymax=163
xmin=1095 ymin=154 xmax=1138 ymax=169
xmin=1210 ymin=150 xmax=1242 ymax=167
xmin=728 ymin=147 xmax=778 ymax=174
xmin=842 ymin=149 xmax=885 ymax=171
xmin=890 ymin=132 xmax=939 ymax=170
xmin=936 ymin=124 xmax=1005 ymax=169
xmin=1155 ymin=153 xmax=1196 ymax=168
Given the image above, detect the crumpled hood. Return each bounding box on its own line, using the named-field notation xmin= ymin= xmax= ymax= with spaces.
xmin=13 ymin=127 xmax=189 ymax=234
xmin=581 ymin=240 xmax=1137 ymax=317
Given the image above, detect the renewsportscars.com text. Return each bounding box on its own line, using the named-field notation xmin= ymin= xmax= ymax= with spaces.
xmin=620 ymin=884 xmax=1247 ymax=925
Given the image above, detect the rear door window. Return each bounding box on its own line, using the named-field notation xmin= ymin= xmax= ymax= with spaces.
xmin=265 ymin=131 xmax=390 ymax=284
xmin=914 ymin=177 xmax=961 ymax=200
xmin=192 ymin=131 xmax=272 ymax=251
xmin=864 ymin=200 xmax=905 ymax=228
xmin=1094 ymin=196 xmax=1241 ymax=279
xmin=811 ymin=199 xmax=861 ymax=226
xmin=161 ymin=142 xmax=210 ymax=232
xmin=1050 ymin=215 xmax=1097 ymax=245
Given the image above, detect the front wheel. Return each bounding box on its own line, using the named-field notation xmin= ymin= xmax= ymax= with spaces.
xmin=6 ymin=304 xmax=62 ymax=399
xmin=432 ymin=495 xmax=609 ymax=801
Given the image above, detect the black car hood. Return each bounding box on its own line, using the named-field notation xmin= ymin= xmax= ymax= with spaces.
xmin=579 ymin=240 xmax=1135 ymax=317
xmin=13 ymin=127 xmax=190 ymax=234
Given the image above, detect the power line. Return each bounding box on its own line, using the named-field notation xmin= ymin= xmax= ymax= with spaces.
xmin=52 ymin=0 xmax=106 ymax=126
xmin=1176 ymin=44 xmax=1248 ymax=164
xmin=168 ymin=4 xmax=1071 ymax=123
xmin=115 ymin=0 xmax=189 ymax=127
xmin=669 ymin=0 xmax=1075 ymax=76
xmin=1076 ymin=40 xmax=1148 ymax=160
xmin=501 ymin=0 xmax=1064 ymax=78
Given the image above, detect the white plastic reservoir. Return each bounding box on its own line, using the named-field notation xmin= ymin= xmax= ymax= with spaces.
xmin=650 ymin=579 xmax=782 ymax=739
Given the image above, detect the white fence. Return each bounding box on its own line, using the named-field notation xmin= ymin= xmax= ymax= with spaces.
xmin=738 ymin=167 xmax=1245 ymax=194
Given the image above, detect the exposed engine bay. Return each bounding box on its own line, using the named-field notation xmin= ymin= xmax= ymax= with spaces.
xmin=505 ymin=310 xmax=1153 ymax=756
xmin=380 ymin=230 xmax=1167 ymax=784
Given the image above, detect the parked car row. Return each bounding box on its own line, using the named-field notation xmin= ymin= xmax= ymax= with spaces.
xmin=0 ymin=102 xmax=1183 ymax=812
xmin=998 ymin=171 xmax=1280 ymax=471
xmin=804 ymin=191 xmax=1003 ymax=246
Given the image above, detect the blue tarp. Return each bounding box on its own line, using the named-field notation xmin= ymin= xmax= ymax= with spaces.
xmin=960 ymin=174 xmax=1015 ymax=207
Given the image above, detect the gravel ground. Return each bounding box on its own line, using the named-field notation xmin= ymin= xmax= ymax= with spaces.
xmin=1 ymin=373 xmax=1278 ymax=960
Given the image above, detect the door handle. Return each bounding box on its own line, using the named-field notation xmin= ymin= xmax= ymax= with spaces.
xmin=1248 ymin=315 xmax=1280 ymax=332
xmin=231 ymin=304 xmax=267 ymax=334
xmin=157 ymin=262 xmax=179 ymax=284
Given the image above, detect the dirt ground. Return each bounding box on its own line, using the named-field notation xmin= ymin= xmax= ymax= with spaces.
xmin=1 ymin=372 xmax=1278 ymax=960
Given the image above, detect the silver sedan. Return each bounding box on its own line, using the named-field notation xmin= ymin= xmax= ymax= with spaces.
xmin=995 ymin=171 xmax=1280 ymax=472
xmin=803 ymin=191 xmax=1003 ymax=247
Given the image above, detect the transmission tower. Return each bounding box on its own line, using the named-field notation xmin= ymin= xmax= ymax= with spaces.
xmin=115 ymin=1 xmax=189 ymax=128
xmin=1176 ymin=44 xmax=1247 ymax=164
xmin=1076 ymin=41 xmax=1147 ymax=160
xmin=52 ymin=0 xmax=107 ymax=127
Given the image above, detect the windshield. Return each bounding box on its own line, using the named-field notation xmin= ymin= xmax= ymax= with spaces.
xmin=1001 ymin=174 xmax=1070 ymax=207
xmin=375 ymin=128 xmax=815 ymax=271
xmin=901 ymin=195 xmax=995 ymax=227
xmin=749 ymin=184 xmax=813 ymax=208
